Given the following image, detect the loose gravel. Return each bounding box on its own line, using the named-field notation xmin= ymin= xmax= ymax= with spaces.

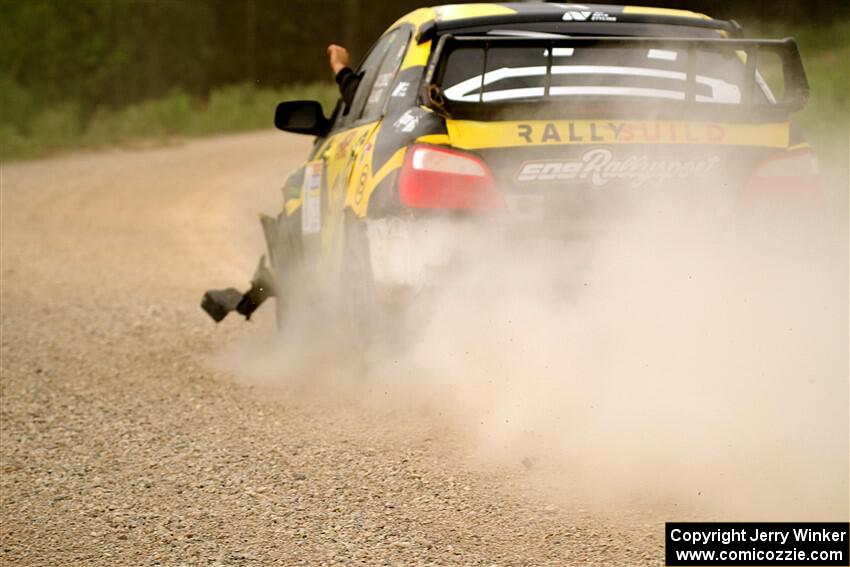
xmin=1 ymin=132 xmax=662 ymax=565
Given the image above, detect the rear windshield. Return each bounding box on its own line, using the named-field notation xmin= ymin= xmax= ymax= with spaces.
xmin=439 ymin=44 xmax=770 ymax=105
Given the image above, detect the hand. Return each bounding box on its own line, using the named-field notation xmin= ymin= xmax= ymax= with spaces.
xmin=327 ymin=44 xmax=350 ymax=75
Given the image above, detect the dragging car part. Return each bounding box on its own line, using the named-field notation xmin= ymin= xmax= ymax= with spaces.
xmin=202 ymin=206 xmax=303 ymax=323
xmin=201 ymin=255 xmax=275 ymax=322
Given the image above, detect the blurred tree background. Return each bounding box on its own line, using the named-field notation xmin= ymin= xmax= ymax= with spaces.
xmin=0 ymin=0 xmax=847 ymax=158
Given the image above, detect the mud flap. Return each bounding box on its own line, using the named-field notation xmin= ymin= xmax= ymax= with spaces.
xmin=201 ymin=255 xmax=276 ymax=322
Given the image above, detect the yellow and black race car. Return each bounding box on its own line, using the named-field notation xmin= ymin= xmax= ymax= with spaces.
xmin=202 ymin=2 xmax=820 ymax=328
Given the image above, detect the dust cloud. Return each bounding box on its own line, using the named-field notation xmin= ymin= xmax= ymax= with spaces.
xmin=217 ymin=155 xmax=848 ymax=522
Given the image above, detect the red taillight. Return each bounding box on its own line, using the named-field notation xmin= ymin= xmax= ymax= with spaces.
xmin=743 ymin=147 xmax=824 ymax=206
xmin=398 ymin=144 xmax=502 ymax=210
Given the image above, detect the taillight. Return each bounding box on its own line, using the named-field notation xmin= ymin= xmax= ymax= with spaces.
xmin=398 ymin=144 xmax=502 ymax=210
xmin=743 ymin=147 xmax=823 ymax=206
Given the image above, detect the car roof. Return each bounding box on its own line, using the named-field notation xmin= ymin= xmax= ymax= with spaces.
xmin=432 ymin=3 xmax=714 ymax=23
xmin=393 ymin=3 xmax=737 ymax=37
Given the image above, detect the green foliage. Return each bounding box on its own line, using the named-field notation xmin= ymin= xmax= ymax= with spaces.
xmin=0 ymin=82 xmax=338 ymax=160
xmin=193 ymin=83 xmax=338 ymax=135
xmin=81 ymin=89 xmax=194 ymax=145
xmin=0 ymin=0 xmax=422 ymax=115
xmin=795 ymin=22 xmax=850 ymax=141
xmin=0 ymin=0 xmax=845 ymax=161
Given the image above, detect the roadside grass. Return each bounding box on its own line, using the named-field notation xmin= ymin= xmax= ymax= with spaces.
xmin=0 ymin=82 xmax=338 ymax=160
xmin=1 ymin=21 xmax=846 ymax=162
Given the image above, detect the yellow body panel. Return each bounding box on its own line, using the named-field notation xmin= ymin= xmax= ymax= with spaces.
xmin=445 ymin=120 xmax=791 ymax=149
xmin=401 ymin=39 xmax=432 ymax=70
xmin=787 ymin=142 xmax=812 ymax=151
xmin=434 ymin=4 xmax=517 ymax=21
xmin=390 ymin=7 xmax=436 ymax=31
xmin=416 ymin=134 xmax=451 ymax=145
xmin=623 ymin=6 xmax=712 ymax=20
xmin=347 ymin=147 xmax=407 ymax=217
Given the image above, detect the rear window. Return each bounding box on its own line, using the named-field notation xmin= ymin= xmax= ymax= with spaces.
xmin=439 ymin=44 xmax=769 ymax=105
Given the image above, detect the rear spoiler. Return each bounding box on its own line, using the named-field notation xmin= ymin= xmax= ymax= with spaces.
xmin=423 ymin=35 xmax=809 ymax=120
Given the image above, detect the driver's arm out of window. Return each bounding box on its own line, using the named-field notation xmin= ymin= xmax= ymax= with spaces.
xmin=335 ymin=67 xmax=362 ymax=108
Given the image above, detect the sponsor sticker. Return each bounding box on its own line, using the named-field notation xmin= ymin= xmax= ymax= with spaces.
xmin=335 ymin=131 xmax=357 ymax=159
xmin=393 ymin=109 xmax=420 ymax=133
xmin=515 ymin=121 xmax=727 ymax=145
xmin=392 ymin=81 xmax=410 ymax=98
xmin=302 ymin=161 xmax=322 ymax=234
xmin=516 ymin=148 xmax=720 ymax=188
xmin=445 ymin=119 xmax=790 ymax=150
xmin=562 ymin=9 xmax=616 ymax=21
xmin=374 ymin=72 xmax=393 ymax=88
xmin=367 ymin=88 xmax=385 ymax=104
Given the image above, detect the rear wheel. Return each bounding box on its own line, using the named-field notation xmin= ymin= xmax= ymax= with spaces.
xmin=340 ymin=211 xmax=377 ymax=353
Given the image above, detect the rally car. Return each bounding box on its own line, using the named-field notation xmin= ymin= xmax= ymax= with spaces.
xmin=202 ymin=2 xmax=818 ymax=328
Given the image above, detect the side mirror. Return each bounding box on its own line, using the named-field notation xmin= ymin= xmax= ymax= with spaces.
xmin=274 ymin=100 xmax=330 ymax=137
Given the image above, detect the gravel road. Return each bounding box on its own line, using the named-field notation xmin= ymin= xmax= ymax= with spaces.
xmin=1 ymin=132 xmax=663 ymax=565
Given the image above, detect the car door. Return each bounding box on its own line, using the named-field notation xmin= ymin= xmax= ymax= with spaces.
xmin=312 ymin=28 xmax=411 ymax=283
